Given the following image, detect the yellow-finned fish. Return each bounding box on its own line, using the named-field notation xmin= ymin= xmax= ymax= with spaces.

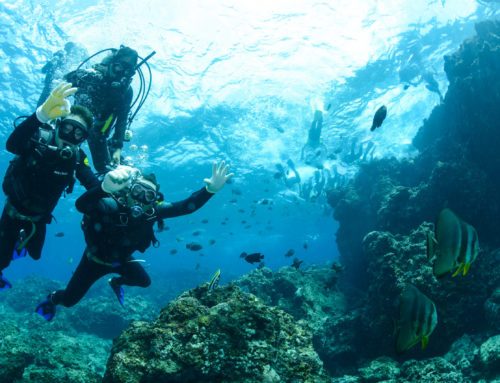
xmin=427 ymin=208 xmax=479 ymax=278
xmin=208 ymin=269 xmax=220 ymax=292
xmin=394 ymin=284 xmax=437 ymax=355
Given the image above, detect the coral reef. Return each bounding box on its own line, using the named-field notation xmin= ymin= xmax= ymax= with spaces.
xmin=0 ymin=315 xmax=110 ymax=383
xmin=323 ymin=19 xmax=500 ymax=378
xmin=328 ymin=20 xmax=500 ymax=286
xmin=235 ymin=266 xmax=365 ymax=375
xmin=103 ymin=283 xmax=330 ymax=383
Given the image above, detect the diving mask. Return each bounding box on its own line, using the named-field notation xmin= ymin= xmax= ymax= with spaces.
xmin=110 ymin=61 xmax=135 ymax=78
xmin=57 ymin=118 xmax=88 ymax=145
xmin=130 ymin=182 xmax=157 ymax=204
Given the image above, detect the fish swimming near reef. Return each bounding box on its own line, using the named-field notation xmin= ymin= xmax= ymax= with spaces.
xmin=241 ymin=252 xmax=264 ymax=264
xmin=427 ymin=208 xmax=479 ymax=278
xmin=395 ymin=284 xmax=438 ymax=355
xmin=186 ymin=242 xmax=203 ymax=251
xmin=284 ymin=249 xmax=295 ymax=258
xmin=208 ymin=269 xmax=220 ymax=291
xmin=370 ymin=105 xmax=387 ymax=131
xmin=291 ymin=257 xmax=303 ymax=270
xmin=55 ymin=232 xmax=64 ymax=237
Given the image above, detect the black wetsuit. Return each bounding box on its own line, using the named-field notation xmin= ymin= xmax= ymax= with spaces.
xmin=0 ymin=113 xmax=98 ymax=277
xmin=51 ymin=186 xmax=213 ymax=307
xmin=64 ymin=68 xmax=133 ymax=172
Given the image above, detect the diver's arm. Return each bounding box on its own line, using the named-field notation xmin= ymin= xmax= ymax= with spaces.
xmin=6 ymin=113 xmax=41 ymax=155
xmin=157 ymin=188 xmax=213 ymax=219
xmin=109 ymin=86 xmax=133 ymax=151
xmin=75 ymin=151 xmax=100 ymax=190
xmin=75 ymin=186 xmax=108 ymax=214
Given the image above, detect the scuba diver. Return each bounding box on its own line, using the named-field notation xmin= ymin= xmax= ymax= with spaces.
xmin=64 ymin=45 xmax=154 ymax=173
xmin=35 ymin=161 xmax=234 ymax=321
xmin=301 ymin=109 xmax=328 ymax=169
xmin=0 ymin=82 xmax=99 ymax=289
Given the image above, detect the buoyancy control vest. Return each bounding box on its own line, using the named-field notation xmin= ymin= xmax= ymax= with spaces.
xmin=81 ymin=197 xmax=161 ymax=263
xmin=2 ymin=126 xmax=81 ymax=217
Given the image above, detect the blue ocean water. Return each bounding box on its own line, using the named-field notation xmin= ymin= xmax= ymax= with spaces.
xmin=0 ymin=0 xmax=499 ymax=288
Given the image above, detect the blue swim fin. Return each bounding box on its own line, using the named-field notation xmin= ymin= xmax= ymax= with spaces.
xmin=0 ymin=275 xmax=12 ymax=290
xmin=109 ymin=278 xmax=124 ymax=307
xmin=12 ymin=244 xmax=27 ymax=260
xmin=35 ymin=296 xmax=56 ymax=321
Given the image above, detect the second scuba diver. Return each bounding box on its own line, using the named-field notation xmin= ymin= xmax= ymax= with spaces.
xmin=0 ymin=82 xmax=99 ymax=289
xmin=64 ymin=46 xmax=139 ymax=173
xmin=35 ymin=162 xmax=234 ymax=321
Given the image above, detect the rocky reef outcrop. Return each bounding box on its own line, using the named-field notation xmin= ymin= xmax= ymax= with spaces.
xmin=0 ymin=274 xmax=163 ymax=382
xmin=103 ymin=283 xmax=330 ymax=383
xmin=235 ymin=266 xmax=364 ymax=375
xmin=328 ymin=20 xmax=500 ymax=286
xmin=0 ymin=312 xmax=111 ymax=383
xmin=324 ymin=18 xmax=500 ymax=377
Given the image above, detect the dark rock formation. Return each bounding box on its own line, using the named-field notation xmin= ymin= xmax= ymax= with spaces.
xmin=324 ymin=19 xmax=500 ymax=375
xmin=103 ymin=283 xmax=331 ymax=383
xmin=360 ymin=224 xmax=500 ymax=357
xmin=328 ymin=20 xmax=500 ymax=287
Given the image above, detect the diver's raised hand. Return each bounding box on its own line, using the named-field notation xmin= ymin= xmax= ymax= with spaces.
xmin=102 ymin=165 xmax=138 ymax=193
xmin=204 ymin=160 xmax=234 ymax=193
xmin=36 ymin=82 xmax=77 ymax=123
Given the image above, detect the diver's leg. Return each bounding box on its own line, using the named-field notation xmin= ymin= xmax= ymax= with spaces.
xmin=0 ymin=209 xmax=23 ymax=274
xmin=113 ymin=259 xmax=151 ymax=288
xmin=87 ymin=132 xmax=111 ymax=173
xmin=52 ymin=251 xmax=109 ymax=307
xmin=25 ymin=222 xmax=47 ymax=260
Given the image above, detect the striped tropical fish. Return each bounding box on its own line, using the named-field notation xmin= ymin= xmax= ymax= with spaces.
xmin=394 ymin=284 xmax=438 ymax=354
xmin=427 ymin=208 xmax=479 ymax=278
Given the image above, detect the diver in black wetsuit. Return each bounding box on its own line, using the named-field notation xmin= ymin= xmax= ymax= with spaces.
xmin=64 ymin=46 xmax=139 ymax=173
xmin=0 ymin=82 xmax=99 ymax=289
xmin=35 ymin=162 xmax=234 ymax=321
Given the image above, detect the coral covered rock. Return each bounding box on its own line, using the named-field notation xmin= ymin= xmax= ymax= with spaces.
xmin=357 ymin=356 xmax=401 ymax=382
xmin=103 ymin=283 xmax=331 ymax=383
xmin=444 ymin=334 xmax=480 ymax=378
xmin=479 ymin=335 xmax=500 ymax=375
xmin=0 ymin=317 xmax=110 ymax=383
xmin=400 ymin=357 xmax=464 ymax=382
xmin=235 ymin=266 xmax=362 ymax=375
xmin=360 ymin=223 xmax=498 ymax=356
